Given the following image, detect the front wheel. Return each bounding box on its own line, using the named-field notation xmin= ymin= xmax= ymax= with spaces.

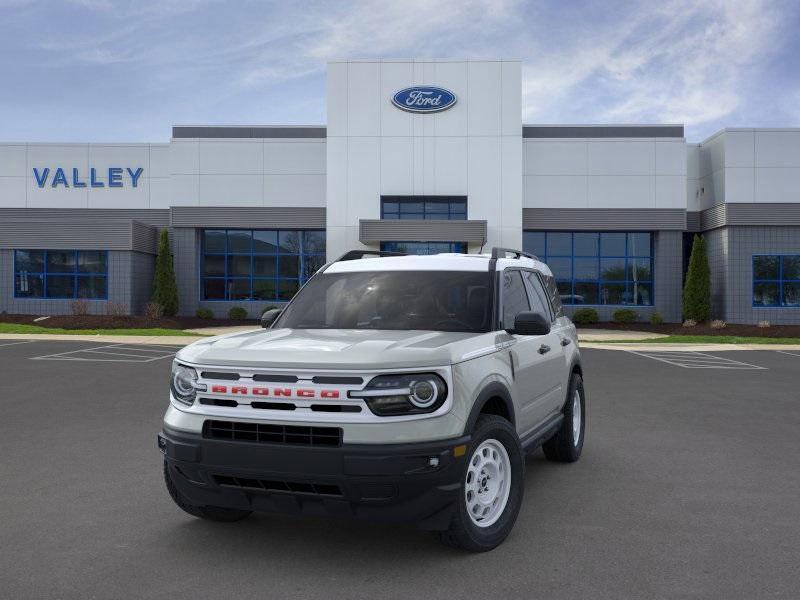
xmin=438 ymin=414 xmax=524 ymax=552
xmin=542 ymin=372 xmax=585 ymax=463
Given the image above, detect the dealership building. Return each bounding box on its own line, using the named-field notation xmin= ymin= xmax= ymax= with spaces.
xmin=1 ymin=59 xmax=799 ymax=324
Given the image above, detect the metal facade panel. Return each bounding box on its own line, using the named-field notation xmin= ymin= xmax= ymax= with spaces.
xmin=700 ymin=204 xmax=727 ymax=231
xmin=172 ymin=126 xmax=326 ymax=139
xmin=0 ymin=208 xmax=169 ymax=227
xmin=358 ymin=219 xmax=488 ymax=243
xmin=686 ymin=211 xmax=701 ymax=232
xmin=523 ymin=125 xmax=684 ymax=139
xmin=169 ymin=206 xmax=327 ymax=229
xmin=726 ymin=203 xmax=800 ymax=226
xmin=130 ymin=221 xmax=159 ymax=254
xmin=0 ymin=219 xmax=134 ymax=250
xmin=699 ymin=203 xmax=800 ymax=231
xmin=522 ymin=208 xmax=686 ymax=230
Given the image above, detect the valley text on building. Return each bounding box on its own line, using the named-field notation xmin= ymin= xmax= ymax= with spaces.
xmin=1 ymin=59 xmax=799 ymax=324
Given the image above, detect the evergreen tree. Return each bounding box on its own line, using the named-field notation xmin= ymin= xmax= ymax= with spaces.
xmin=152 ymin=229 xmax=179 ymax=317
xmin=683 ymin=234 xmax=711 ymax=322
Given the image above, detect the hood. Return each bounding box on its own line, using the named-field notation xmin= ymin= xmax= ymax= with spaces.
xmin=177 ymin=328 xmax=489 ymax=370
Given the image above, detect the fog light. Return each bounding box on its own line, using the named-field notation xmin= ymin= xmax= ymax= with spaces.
xmin=428 ymin=457 xmax=439 ymax=467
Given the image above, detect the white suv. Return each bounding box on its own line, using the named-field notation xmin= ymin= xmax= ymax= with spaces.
xmin=159 ymin=248 xmax=585 ymax=551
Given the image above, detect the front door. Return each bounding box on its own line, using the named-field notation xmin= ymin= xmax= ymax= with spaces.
xmin=500 ymin=270 xmax=564 ymax=437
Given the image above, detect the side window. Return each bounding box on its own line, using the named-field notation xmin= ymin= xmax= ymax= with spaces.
xmin=502 ymin=270 xmax=531 ymax=330
xmin=541 ymin=274 xmax=565 ymax=318
xmin=522 ymin=271 xmax=551 ymax=321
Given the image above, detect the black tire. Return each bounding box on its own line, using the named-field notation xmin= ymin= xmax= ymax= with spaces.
xmin=438 ymin=414 xmax=524 ymax=552
xmin=542 ymin=372 xmax=585 ymax=463
xmin=163 ymin=461 xmax=252 ymax=522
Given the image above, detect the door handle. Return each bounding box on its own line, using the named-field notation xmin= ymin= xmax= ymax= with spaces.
xmin=560 ymin=338 xmax=571 ymax=346
xmin=538 ymin=344 xmax=551 ymax=354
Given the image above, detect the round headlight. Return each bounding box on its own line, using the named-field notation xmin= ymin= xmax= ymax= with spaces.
xmin=170 ymin=362 xmax=201 ymax=405
xmin=351 ymin=372 xmax=447 ymax=416
xmin=409 ymin=379 xmax=438 ymax=408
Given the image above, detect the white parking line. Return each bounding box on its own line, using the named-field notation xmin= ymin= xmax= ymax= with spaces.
xmin=0 ymin=340 xmax=36 ymax=349
xmin=81 ymin=349 xmax=174 ymax=360
xmin=108 ymin=346 xmax=178 ymax=354
xmin=776 ymin=351 xmax=800 ymax=358
xmin=31 ymin=343 xmax=175 ymax=363
xmin=627 ymin=350 xmax=766 ymax=370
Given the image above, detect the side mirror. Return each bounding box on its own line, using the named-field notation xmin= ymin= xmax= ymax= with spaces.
xmin=508 ymin=311 xmax=550 ymax=336
xmin=260 ymin=308 xmax=282 ymax=329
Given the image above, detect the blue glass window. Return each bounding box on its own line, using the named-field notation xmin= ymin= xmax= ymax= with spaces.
xmin=381 ymin=241 xmax=466 ymax=255
xmin=381 ymin=196 xmax=467 ymax=220
xmin=523 ymin=231 xmax=653 ymax=306
xmin=201 ymin=229 xmax=326 ymax=301
xmin=753 ymin=255 xmax=800 ymax=307
xmin=14 ymin=250 xmax=108 ymax=299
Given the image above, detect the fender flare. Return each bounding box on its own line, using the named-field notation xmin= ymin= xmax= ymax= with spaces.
xmin=463 ymin=381 xmax=516 ymax=434
xmin=561 ymin=356 xmax=584 ymax=410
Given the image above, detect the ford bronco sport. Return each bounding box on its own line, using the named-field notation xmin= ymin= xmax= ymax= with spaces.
xmin=159 ymin=247 xmax=586 ymax=551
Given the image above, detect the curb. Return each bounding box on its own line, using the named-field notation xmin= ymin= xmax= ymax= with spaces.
xmin=581 ymin=342 xmax=800 ymax=352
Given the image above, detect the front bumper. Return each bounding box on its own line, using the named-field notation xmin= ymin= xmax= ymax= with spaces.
xmin=159 ymin=425 xmax=470 ymax=530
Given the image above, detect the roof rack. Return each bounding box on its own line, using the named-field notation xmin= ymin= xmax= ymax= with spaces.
xmin=490 ymin=247 xmax=539 ymax=261
xmin=335 ymin=250 xmax=408 ymax=262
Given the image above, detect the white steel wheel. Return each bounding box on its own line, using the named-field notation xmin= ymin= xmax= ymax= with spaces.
xmin=464 ymin=439 xmax=511 ymax=528
xmin=572 ymin=388 xmax=582 ymax=446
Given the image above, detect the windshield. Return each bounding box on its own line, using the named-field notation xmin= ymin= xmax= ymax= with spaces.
xmin=275 ymin=270 xmax=493 ymax=333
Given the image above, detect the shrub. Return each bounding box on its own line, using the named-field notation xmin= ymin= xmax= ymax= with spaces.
xmin=683 ymin=234 xmax=711 ymax=322
xmin=228 ymin=306 xmax=248 ymax=320
xmin=70 ymin=299 xmax=90 ymax=316
xmin=612 ymin=309 xmax=638 ymax=324
xmin=710 ymin=319 xmax=726 ymax=329
xmin=650 ymin=312 xmax=664 ymax=325
xmin=260 ymin=305 xmax=282 ymax=315
xmin=757 ymin=320 xmax=771 ymax=328
xmin=682 ymin=319 xmax=697 ymax=328
xmin=144 ymin=301 xmax=164 ymax=320
xmin=152 ymin=229 xmax=179 ymax=317
xmin=106 ymin=302 xmax=127 ymax=317
xmin=572 ymin=308 xmax=599 ymax=325
xmin=195 ymin=308 xmax=214 ymax=320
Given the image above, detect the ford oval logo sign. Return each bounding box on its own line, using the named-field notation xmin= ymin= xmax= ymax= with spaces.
xmin=392 ymin=86 xmax=457 ymax=113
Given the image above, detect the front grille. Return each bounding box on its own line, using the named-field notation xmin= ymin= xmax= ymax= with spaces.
xmin=203 ymin=420 xmax=342 ymax=447
xmin=213 ymin=474 xmax=343 ymax=497
xmin=201 ymin=371 xmax=240 ymax=381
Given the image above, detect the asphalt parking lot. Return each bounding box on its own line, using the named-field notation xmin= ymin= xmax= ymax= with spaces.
xmin=2 ymin=340 xmax=799 ymax=599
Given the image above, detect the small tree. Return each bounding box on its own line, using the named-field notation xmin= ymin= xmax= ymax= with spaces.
xmin=152 ymin=229 xmax=179 ymax=317
xmin=683 ymin=234 xmax=711 ymax=322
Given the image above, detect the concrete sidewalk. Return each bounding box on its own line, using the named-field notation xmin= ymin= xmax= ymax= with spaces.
xmin=577 ymin=329 xmax=667 ymax=342
xmin=581 ymin=342 xmax=800 ymax=352
xmin=0 ymin=333 xmax=201 ymax=345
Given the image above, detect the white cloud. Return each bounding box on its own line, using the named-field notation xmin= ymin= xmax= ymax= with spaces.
xmin=521 ymin=0 xmax=785 ymax=131
xmin=3 ymin=0 xmax=797 ymax=141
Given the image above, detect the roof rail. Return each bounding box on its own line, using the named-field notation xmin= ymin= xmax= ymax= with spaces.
xmin=336 ymin=249 xmax=408 ymax=262
xmin=490 ymin=247 xmax=539 ymax=261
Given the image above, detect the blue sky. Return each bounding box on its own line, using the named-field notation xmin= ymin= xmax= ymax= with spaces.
xmin=1 ymin=0 xmax=798 ymax=142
